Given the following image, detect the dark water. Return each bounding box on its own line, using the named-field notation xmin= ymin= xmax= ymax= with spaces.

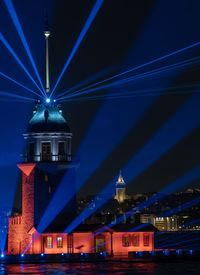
xmin=0 ymin=262 xmax=199 ymax=275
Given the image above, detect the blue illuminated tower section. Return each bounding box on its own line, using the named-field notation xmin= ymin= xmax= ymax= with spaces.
xmin=8 ymin=101 xmax=78 ymax=254
xmin=21 ymin=101 xmax=78 ymax=225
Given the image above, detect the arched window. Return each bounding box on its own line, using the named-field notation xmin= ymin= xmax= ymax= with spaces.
xmin=57 ymin=237 xmax=63 ymax=248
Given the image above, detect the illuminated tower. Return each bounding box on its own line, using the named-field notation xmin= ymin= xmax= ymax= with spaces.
xmin=8 ymin=24 xmax=78 ymax=255
xmin=114 ymin=171 xmax=127 ymax=203
xmin=7 ymin=101 xmax=78 ymax=254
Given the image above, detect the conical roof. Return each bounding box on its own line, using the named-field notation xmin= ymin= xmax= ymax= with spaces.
xmin=116 ymin=171 xmax=126 ymax=186
xmin=28 ymin=103 xmax=70 ymax=133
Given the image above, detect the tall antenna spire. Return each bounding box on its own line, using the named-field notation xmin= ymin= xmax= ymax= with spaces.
xmin=44 ymin=13 xmax=50 ymax=93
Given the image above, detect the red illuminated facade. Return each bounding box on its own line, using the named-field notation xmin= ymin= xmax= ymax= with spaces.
xmin=9 ymin=223 xmax=155 ymax=256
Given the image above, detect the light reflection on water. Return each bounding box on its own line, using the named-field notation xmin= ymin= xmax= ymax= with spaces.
xmin=0 ymin=261 xmax=199 ymax=275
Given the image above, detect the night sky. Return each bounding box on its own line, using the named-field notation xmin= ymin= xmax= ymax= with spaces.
xmin=0 ymin=0 xmax=200 ymax=210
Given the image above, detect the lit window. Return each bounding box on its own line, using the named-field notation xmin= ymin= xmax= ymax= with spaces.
xmin=143 ymin=234 xmax=150 ymax=246
xmin=46 ymin=236 xmax=53 ymax=248
xmin=57 ymin=237 xmax=63 ymax=248
xmin=122 ymin=235 xmax=130 ymax=247
xmin=132 ymin=234 xmax=139 ymax=246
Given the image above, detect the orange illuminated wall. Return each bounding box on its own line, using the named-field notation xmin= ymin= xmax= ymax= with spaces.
xmin=73 ymin=233 xmax=94 ymax=253
xmin=9 ymin=223 xmax=154 ymax=255
xmin=41 ymin=233 xmax=67 ymax=254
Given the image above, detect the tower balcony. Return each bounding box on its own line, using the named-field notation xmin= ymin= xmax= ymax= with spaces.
xmin=20 ymin=153 xmax=73 ymax=163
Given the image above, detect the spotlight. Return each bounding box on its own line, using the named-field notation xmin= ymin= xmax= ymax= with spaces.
xmin=163 ymin=250 xmax=169 ymax=256
xmin=46 ymin=98 xmax=51 ymax=103
xmin=41 ymin=253 xmax=44 ymax=256
xmin=53 ymin=99 xmax=56 ymax=103
xmin=21 ymin=254 xmax=24 ymax=257
xmin=176 ymin=250 xmax=181 ymax=255
xmin=61 ymin=253 xmax=64 ymax=256
xmin=0 ymin=253 xmax=4 ymax=258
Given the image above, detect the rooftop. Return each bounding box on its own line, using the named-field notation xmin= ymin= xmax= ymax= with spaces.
xmin=28 ymin=103 xmax=70 ymax=133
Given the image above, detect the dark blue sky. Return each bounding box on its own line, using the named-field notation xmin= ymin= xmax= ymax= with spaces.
xmin=0 ymin=0 xmax=200 ymax=211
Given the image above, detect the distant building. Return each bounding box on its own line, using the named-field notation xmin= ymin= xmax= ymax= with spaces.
xmin=140 ymin=214 xmax=178 ymax=231
xmin=154 ymin=216 xmax=178 ymax=231
xmin=140 ymin=214 xmax=155 ymax=225
xmin=114 ymin=171 xmax=127 ymax=203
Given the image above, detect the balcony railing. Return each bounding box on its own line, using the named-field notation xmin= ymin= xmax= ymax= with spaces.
xmin=21 ymin=154 xmax=72 ymax=163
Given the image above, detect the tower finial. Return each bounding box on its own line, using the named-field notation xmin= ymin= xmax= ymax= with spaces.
xmin=44 ymin=12 xmax=50 ymax=93
xmin=116 ymin=170 xmax=125 ymax=185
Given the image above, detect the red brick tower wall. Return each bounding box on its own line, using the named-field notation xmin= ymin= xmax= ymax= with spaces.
xmin=8 ymin=164 xmax=35 ymax=254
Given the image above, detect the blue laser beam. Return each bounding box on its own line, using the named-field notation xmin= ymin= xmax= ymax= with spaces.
xmin=37 ymin=167 xmax=78 ymax=233
xmin=161 ymin=196 xmax=200 ymax=217
xmin=50 ymin=0 xmax=104 ymax=97
xmin=56 ymin=66 xmax=113 ymax=99
xmin=60 ymin=41 xmax=200 ymax=99
xmin=3 ymin=0 xmax=45 ymax=96
xmin=162 ymin=235 xmax=200 ymax=249
xmin=158 ymin=229 xmax=197 ymax=246
xmin=0 ymin=90 xmax=34 ymax=101
xmin=65 ymin=182 xmax=113 ymax=233
xmin=0 ymin=33 xmax=43 ymax=94
xmin=0 ymin=71 xmax=42 ymax=98
xmin=59 ymin=82 xmax=200 ymax=103
xmin=60 ymin=56 xmax=200 ymax=100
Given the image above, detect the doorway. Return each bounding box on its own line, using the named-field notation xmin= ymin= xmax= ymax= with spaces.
xmin=42 ymin=142 xmax=51 ymax=161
